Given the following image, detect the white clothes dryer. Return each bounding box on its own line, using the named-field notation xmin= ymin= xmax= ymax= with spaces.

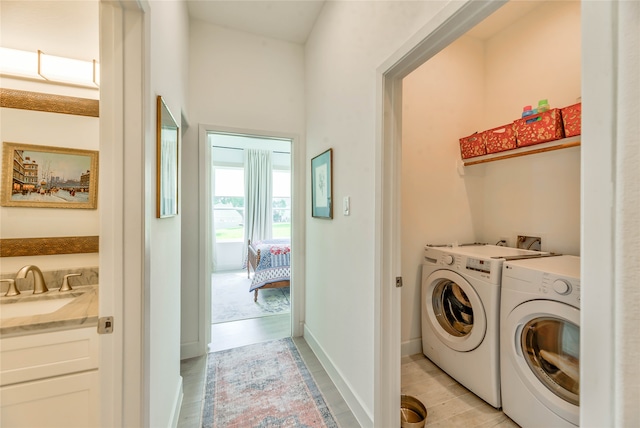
xmin=421 ymin=244 xmax=548 ymax=408
xmin=500 ymin=255 xmax=580 ymax=428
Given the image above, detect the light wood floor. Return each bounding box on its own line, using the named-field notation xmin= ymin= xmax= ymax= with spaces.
xmin=208 ymin=313 xmax=291 ymax=353
xmin=177 ymin=271 xmax=519 ymax=427
xmin=179 ymin=327 xmax=521 ymax=427
xmin=402 ymin=353 xmax=520 ymax=428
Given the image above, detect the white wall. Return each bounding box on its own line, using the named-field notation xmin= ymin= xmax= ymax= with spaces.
xmin=148 ymin=1 xmax=190 ymax=426
xmin=400 ymin=1 xmax=580 ymax=350
xmin=215 ymin=242 xmax=244 ymax=271
xmin=479 ymin=0 xmax=581 ymax=254
xmin=182 ymin=19 xmax=305 ymax=357
xmin=0 ymin=1 xmax=99 ymax=273
xmin=581 ymin=1 xmax=640 ymax=425
xmin=304 ymin=2 xmax=452 ymax=424
xmin=400 ymin=35 xmax=486 ymax=351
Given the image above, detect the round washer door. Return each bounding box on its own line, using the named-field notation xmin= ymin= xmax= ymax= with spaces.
xmin=423 ymin=270 xmax=486 ymax=352
xmin=505 ymin=300 xmax=580 ymax=425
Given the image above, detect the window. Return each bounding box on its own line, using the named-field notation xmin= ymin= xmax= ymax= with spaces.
xmin=272 ymin=170 xmax=290 ymax=238
xmin=213 ymin=166 xmax=291 ymax=240
xmin=213 ymin=167 xmax=244 ymax=241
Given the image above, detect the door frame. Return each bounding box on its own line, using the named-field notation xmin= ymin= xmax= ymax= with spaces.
xmin=377 ymin=1 xmax=622 ymax=427
xmin=198 ymin=124 xmax=304 ymax=353
xmin=99 ymin=0 xmax=149 ymax=426
xmin=374 ymin=1 xmax=510 ymax=425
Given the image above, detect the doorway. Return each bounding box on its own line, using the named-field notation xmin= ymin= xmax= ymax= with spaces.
xmin=378 ymin=0 xmax=628 ymax=426
xmin=375 ymin=1 xmax=513 ymax=425
xmin=205 ymin=130 xmax=294 ymax=352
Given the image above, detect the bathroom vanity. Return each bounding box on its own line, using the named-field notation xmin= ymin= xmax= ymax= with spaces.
xmin=0 ymin=284 xmax=99 ymax=427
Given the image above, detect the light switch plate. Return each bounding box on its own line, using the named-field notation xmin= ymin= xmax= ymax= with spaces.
xmin=343 ymin=196 xmax=350 ymax=216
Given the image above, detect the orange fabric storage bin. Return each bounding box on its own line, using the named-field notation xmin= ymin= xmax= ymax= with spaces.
xmin=459 ymin=133 xmax=485 ymax=159
xmin=514 ymin=108 xmax=565 ymax=147
xmin=561 ymin=102 xmax=581 ymax=137
xmin=483 ymin=123 xmax=517 ymax=154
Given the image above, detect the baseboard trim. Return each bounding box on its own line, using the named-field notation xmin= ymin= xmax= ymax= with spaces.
xmin=304 ymin=325 xmax=374 ymax=428
xmin=169 ymin=376 xmax=184 ymax=428
xmin=181 ymin=340 xmax=205 ymax=360
xmin=401 ymin=337 xmax=423 ymax=357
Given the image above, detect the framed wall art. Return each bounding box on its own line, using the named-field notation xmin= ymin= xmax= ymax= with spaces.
xmin=156 ymin=95 xmax=179 ymax=218
xmin=1 ymin=142 xmax=98 ymax=209
xmin=311 ymin=148 xmax=333 ymax=219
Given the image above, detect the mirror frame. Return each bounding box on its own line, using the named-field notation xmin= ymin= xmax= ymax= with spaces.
xmin=0 ymin=88 xmax=100 ymax=117
xmin=156 ymin=95 xmax=179 ymax=218
xmin=0 ymin=236 xmax=99 ymax=257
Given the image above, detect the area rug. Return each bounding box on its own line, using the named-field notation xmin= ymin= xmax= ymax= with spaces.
xmin=212 ymin=271 xmax=290 ymax=324
xmin=202 ymin=338 xmax=340 ymax=428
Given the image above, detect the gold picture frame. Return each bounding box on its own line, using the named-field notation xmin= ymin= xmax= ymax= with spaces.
xmin=1 ymin=142 xmax=98 ymax=209
xmin=156 ymin=96 xmax=179 ymax=218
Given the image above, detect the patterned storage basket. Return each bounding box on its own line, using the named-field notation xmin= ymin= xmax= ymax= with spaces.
xmin=514 ymin=108 xmax=565 ymax=147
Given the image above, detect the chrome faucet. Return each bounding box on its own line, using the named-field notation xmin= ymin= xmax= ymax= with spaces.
xmin=15 ymin=265 xmax=48 ymax=294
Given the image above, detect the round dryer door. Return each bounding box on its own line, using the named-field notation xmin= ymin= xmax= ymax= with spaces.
xmin=424 ymin=270 xmax=486 ymax=352
xmin=506 ymin=300 xmax=580 ymax=425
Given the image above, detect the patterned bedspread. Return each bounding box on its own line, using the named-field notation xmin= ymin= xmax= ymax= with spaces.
xmin=250 ymin=239 xmax=291 ymax=292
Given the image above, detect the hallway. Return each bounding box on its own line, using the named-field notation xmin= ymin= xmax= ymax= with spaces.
xmin=177 ymin=332 xmax=360 ymax=428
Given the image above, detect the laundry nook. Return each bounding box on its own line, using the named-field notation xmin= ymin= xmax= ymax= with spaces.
xmin=400 ymin=1 xmax=584 ymax=426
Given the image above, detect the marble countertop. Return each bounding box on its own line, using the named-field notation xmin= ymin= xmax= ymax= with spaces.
xmin=0 ymin=285 xmax=98 ymax=338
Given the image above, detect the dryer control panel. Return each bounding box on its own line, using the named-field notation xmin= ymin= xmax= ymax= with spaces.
xmin=502 ymin=255 xmax=581 ymax=308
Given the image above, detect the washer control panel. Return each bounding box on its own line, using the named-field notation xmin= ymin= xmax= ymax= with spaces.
xmin=424 ymin=246 xmax=503 ymax=284
xmin=466 ymin=257 xmax=491 ymax=274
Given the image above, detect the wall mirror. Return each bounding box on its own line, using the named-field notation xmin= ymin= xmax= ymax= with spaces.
xmin=156 ymin=95 xmax=179 ymax=218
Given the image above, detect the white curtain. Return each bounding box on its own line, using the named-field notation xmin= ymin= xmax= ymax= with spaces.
xmin=211 ymin=167 xmax=218 ymax=272
xmin=243 ymin=149 xmax=273 ymax=259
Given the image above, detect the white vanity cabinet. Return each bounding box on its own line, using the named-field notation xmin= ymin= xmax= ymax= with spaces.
xmin=0 ymin=327 xmax=99 ymax=427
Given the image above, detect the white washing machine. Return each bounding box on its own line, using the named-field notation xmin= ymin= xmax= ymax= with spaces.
xmin=500 ymin=255 xmax=580 ymax=427
xmin=421 ymin=244 xmax=548 ymax=408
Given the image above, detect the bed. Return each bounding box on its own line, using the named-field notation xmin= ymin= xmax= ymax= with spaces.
xmin=247 ymin=238 xmax=291 ymax=302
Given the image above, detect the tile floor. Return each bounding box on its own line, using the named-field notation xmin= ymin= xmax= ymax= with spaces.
xmin=179 ymin=336 xmax=521 ymax=427
xmin=402 ymin=353 xmax=520 ymax=428
xmin=177 ymin=271 xmax=519 ymax=427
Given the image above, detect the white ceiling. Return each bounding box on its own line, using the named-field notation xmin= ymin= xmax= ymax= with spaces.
xmin=0 ymin=1 xmax=551 ymax=64
xmin=186 ymin=0 xmax=326 ymax=44
xmin=185 ymin=1 xmax=549 ymax=45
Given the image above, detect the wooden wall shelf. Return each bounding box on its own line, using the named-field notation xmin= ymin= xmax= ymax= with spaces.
xmin=463 ymin=136 xmax=581 ymax=166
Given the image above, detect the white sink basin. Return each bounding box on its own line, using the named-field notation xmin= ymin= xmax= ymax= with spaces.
xmin=1 ymin=297 xmax=76 ymax=320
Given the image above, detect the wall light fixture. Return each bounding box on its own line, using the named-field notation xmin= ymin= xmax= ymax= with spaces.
xmin=0 ymin=47 xmax=99 ymax=88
